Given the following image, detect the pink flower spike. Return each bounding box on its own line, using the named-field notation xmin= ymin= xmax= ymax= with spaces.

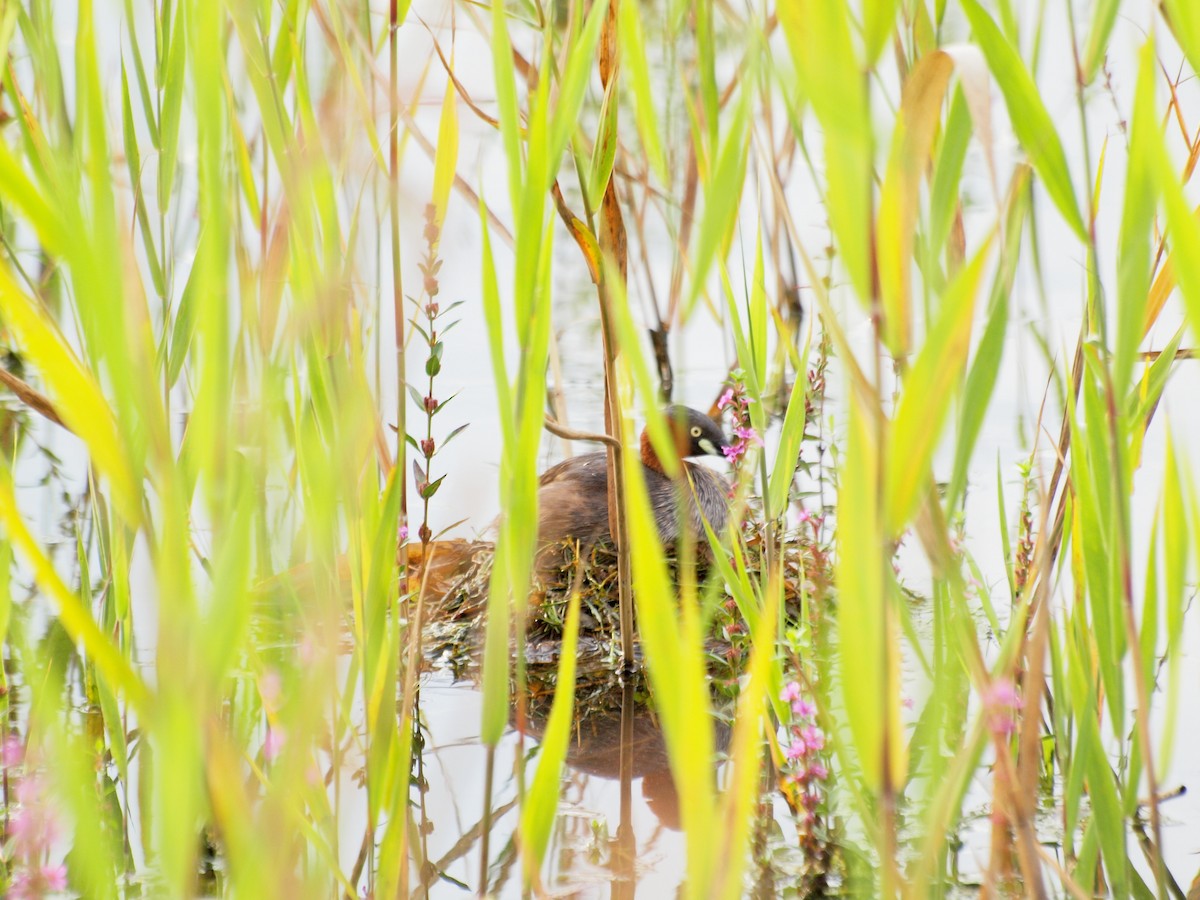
xmin=982 ymin=678 xmax=1022 ymax=710
xmin=717 ymin=387 xmax=735 ymax=410
xmin=802 ymin=725 xmax=825 ymax=751
xmin=2 ymin=734 xmax=24 ymax=768
xmin=780 ymin=682 xmax=802 ymax=703
xmin=733 ymin=426 xmax=763 ymax=446
xmin=43 ymin=864 xmax=68 ymax=891
xmin=8 ymin=872 xmax=35 ymax=900
xmin=791 ymin=698 xmax=816 ymax=719
xmin=785 ymin=738 xmax=807 ymax=761
xmin=982 ymin=678 xmax=1022 ymax=738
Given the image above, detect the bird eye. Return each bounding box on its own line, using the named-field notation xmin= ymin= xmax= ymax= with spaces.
xmin=690 ymin=426 xmax=702 ymax=437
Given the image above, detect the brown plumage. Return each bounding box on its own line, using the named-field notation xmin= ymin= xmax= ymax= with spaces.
xmin=535 ymin=406 xmax=732 ymax=556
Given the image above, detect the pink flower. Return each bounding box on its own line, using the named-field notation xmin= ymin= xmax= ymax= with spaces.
xmin=43 ymin=864 xmax=67 ymax=891
xmin=264 ymin=727 xmax=287 ymax=762
xmin=983 ymin=678 xmax=1022 ymax=738
xmin=785 ymin=738 xmax=807 ymax=761
xmin=733 ymin=426 xmax=762 ymax=446
xmin=983 ymin=678 xmax=1022 ymax=710
xmin=258 ymin=669 xmax=282 ymax=714
xmin=802 ymin=725 xmax=824 ymax=751
xmin=717 ymin=387 xmax=736 ymax=410
xmin=780 ymin=682 xmax=802 ymax=704
xmin=398 ymin=524 xmax=409 ymax=542
xmin=9 ymin=864 xmax=67 ymax=899
xmin=808 ymin=762 xmax=829 ymax=781
xmin=791 ymin=698 xmax=816 ymax=719
xmin=10 ymin=777 xmax=61 ymax=857
xmin=2 ymin=734 xmax=24 ymax=768
xmin=722 ymin=443 xmax=746 ymax=463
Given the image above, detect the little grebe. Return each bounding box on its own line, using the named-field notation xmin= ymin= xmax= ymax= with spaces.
xmin=536 ymin=405 xmax=732 ymax=554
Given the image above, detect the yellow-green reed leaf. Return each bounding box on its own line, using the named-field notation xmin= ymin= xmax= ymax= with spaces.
xmin=0 ymin=473 xmax=149 ymax=715
xmin=0 ymin=539 xmax=9 ymax=668
xmin=687 ymin=92 xmax=750 ymax=318
xmin=478 ymin=197 xmax=514 ymax=450
xmin=0 ymin=139 xmax=69 ymax=256
xmin=1080 ymin=713 xmax=1129 ymax=895
xmin=694 ymin=0 xmax=718 ymax=155
xmin=167 ymin=234 xmax=206 ymax=387
xmin=513 ymin=53 xmax=552 ymax=326
xmin=121 ymin=0 xmax=158 ymax=146
xmin=877 ymin=49 xmax=955 ymax=355
xmin=432 ymin=70 xmax=459 ymax=230
xmin=587 ymin=72 xmax=619 ymax=210
xmin=1073 ymin=365 xmax=1126 ymax=729
xmin=1147 ymin=100 xmax=1200 ymax=350
xmin=490 ymin=0 xmax=522 ymax=209
xmin=912 ymin=713 xmax=988 ymax=889
xmin=618 ymin=0 xmax=667 ymax=184
xmin=1080 ymin=0 xmax=1121 ymax=85
xmin=508 ymin=221 xmax=555 ymax=613
xmin=546 ymin=0 xmax=610 ymax=188
xmin=519 ymin=590 xmax=581 ymax=887
xmin=928 ymin=88 xmax=972 ymax=267
xmin=624 ymin=437 xmax=717 ymax=891
xmin=748 ymin=230 xmax=768 ymax=394
xmin=1159 ymin=433 xmax=1187 ymax=779
xmin=886 ymin=240 xmax=990 ymax=534
xmin=960 ymin=0 xmax=1086 ymax=241
xmin=1162 ymin=0 xmax=1200 ymax=80
xmin=1115 ymin=40 xmax=1158 ymax=394
xmin=863 ymin=0 xmax=898 ymax=67
xmin=0 ymin=5 xmax=18 ymax=85
xmin=157 ymin=1 xmax=187 ymax=213
xmin=947 ymin=167 xmax=1029 ymax=511
xmin=0 ymin=265 xmax=140 ymax=522
xmin=1129 ymin=325 xmax=1183 ymax=428
xmin=701 ymin=515 xmax=761 ymax=630
xmin=836 ymin=394 xmax=886 ymax=791
xmin=780 ymin=0 xmax=873 ymax=299
xmin=767 ymin=328 xmax=812 ymax=519
xmin=479 ymin=529 xmax=511 ymax=744
xmin=715 ymin=580 xmax=778 ymax=899
xmin=203 ymin=728 xmax=274 ymax=899
xmin=121 ymin=63 xmax=166 ymax=300
xmin=228 ymin=106 xmax=260 ymax=223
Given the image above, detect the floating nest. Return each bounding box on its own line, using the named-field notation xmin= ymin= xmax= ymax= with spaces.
xmin=411 ymin=521 xmax=832 ymax=684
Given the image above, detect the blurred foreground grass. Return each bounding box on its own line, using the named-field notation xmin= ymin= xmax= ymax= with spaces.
xmin=0 ymin=0 xmax=1197 ymax=897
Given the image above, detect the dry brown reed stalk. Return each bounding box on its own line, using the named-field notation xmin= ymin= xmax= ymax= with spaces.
xmin=595 ymin=4 xmax=635 ymax=673
xmin=0 ymin=365 xmax=68 ymax=431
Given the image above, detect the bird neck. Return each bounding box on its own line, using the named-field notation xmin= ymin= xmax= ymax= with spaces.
xmin=640 ymin=428 xmax=690 ymax=476
xmin=640 ymin=429 xmax=666 ymax=474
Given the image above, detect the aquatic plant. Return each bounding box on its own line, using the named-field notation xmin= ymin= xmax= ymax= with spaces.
xmin=0 ymin=0 xmax=1195 ymax=897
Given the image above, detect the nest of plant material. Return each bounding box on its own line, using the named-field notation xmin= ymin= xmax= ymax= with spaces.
xmin=411 ymin=520 xmax=833 ymax=682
